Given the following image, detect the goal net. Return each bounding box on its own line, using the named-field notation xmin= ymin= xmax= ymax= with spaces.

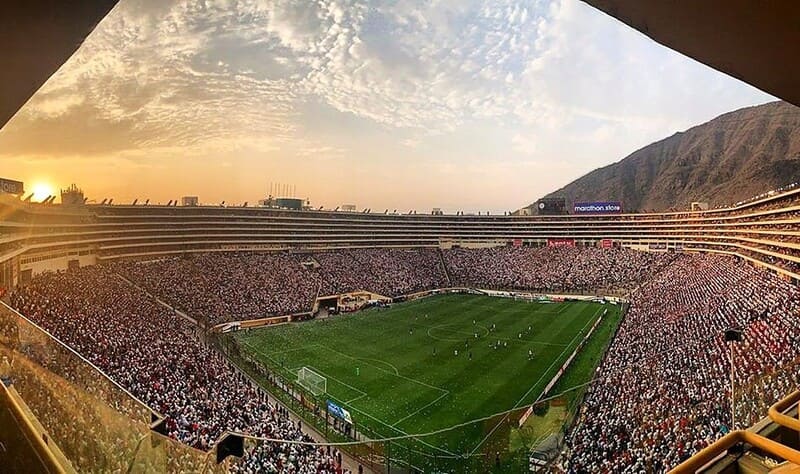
xmin=297 ymin=367 xmax=327 ymax=396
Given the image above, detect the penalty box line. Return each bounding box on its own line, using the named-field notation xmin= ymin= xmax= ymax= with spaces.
xmin=243 ymin=331 xmax=456 ymax=456
xmin=322 ymin=390 xmax=458 ymax=458
xmin=290 ymin=321 xmax=447 ymax=394
xmin=243 ymin=341 xmax=370 ymax=404
xmin=311 ymin=344 xmax=454 ymax=436
xmin=317 ymin=343 xmax=449 ymax=396
xmin=288 ymin=364 xmax=368 ymax=405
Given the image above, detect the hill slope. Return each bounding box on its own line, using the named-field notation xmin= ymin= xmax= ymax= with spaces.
xmin=537 ymin=101 xmax=800 ymax=212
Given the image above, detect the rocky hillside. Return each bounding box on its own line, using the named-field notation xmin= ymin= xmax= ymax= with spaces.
xmin=535 ymin=101 xmax=800 ymax=212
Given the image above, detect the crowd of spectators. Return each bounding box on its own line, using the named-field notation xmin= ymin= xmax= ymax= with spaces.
xmin=9 ymin=246 xmax=800 ymax=472
xmin=114 ymin=253 xmax=319 ymax=324
xmin=10 ymin=267 xmax=346 ymax=473
xmin=114 ymin=249 xmax=448 ymax=325
xmin=559 ymin=253 xmax=800 ymax=472
xmin=313 ymin=248 xmax=447 ymax=297
xmin=113 ymin=247 xmax=682 ymax=325
xmin=444 ymin=246 xmax=678 ymax=293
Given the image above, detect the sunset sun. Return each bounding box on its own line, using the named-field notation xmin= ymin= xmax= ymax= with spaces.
xmin=30 ymin=182 xmax=55 ymax=201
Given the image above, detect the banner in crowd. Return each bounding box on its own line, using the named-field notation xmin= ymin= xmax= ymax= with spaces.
xmin=573 ymin=201 xmax=623 ymax=214
xmin=327 ymin=400 xmax=353 ymax=424
xmin=600 ymin=239 xmax=614 ymax=248
xmin=648 ymin=243 xmax=667 ymax=251
xmin=547 ymin=238 xmax=575 ymax=247
xmin=512 ymin=238 xmax=523 ymax=247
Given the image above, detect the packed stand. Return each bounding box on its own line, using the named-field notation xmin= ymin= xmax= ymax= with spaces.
xmin=115 ymin=247 xmax=678 ymax=326
xmin=10 ymin=267 xmax=345 ymax=473
xmin=115 ymin=253 xmax=320 ymax=324
xmin=559 ymin=253 xmax=800 ymax=472
xmin=313 ymin=248 xmax=447 ymax=297
xmin=443 ymin=246 xmax=678 ymax=293
xmin=115 ymin=249 xmax=449 ymax=324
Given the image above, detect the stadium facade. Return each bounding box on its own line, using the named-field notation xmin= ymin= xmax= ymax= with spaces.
xmin=1 ymin=185 xmax=799 ymax=290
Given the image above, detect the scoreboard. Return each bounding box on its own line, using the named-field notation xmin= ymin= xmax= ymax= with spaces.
xmin=535 ymin=197 xmax=567 ymax=215
xmin=0 ymin=178 xmax=24 ymax=195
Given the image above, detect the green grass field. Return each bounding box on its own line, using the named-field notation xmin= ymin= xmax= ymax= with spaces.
xmin=234 ymin=293 xmax=621 ymax=470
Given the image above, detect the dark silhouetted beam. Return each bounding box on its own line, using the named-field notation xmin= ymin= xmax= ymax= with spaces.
xmin=0 ymin=1 xmax=119 ymax=129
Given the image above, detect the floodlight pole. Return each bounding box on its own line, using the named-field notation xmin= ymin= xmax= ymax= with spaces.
xmin=730 ymin=341 xmax=735 ymax=430
xmin=725 ymin=328 xmax=743 ymax=431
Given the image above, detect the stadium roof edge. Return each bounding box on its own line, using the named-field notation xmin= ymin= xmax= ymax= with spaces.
xmin=0 ymin=1 xmax=120 ymax=130
xmin=581 ymin=0 xmax=800 ymax=107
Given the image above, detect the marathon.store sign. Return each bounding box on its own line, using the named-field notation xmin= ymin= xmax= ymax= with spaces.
xmin=573 ymin=201 xmax=622 ymax=214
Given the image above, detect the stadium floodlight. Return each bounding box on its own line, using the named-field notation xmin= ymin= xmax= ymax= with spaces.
xmin=297 ymin=367 xmax=327 ymax=397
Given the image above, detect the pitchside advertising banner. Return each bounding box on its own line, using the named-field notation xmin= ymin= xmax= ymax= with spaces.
xmin=327 ymin=400 xmax=353 ymax=424
xmin=573 ymin=201 xmax=623 ymax=214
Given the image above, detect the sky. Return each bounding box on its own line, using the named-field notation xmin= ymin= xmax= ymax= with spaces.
xmin=0 ymin=0 xmax=775 ymax=212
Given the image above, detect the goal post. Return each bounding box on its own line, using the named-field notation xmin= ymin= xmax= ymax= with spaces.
xmin=297 ymin=366 xmax=327 ymax=396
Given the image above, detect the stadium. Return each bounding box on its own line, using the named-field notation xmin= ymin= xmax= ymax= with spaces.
xmin=1 ymin=1 xmax=800 ymax=474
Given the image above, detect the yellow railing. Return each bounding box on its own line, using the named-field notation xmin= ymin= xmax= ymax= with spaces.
xmin=768 ymin=390 xmax=800 ymax=432
xmin=670 ymin=390 xmax=800 ymax=473
xmin=669 ymin=430 xmax=800 ymax=473
xmin=0 ymin=381 xmax=71 ymax=473
xmin=0 ymin=302 xmax=227 ymax=472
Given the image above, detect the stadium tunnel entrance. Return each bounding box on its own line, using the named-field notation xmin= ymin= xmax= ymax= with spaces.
xmin=314 ymin=291 xmax=392 ymax=316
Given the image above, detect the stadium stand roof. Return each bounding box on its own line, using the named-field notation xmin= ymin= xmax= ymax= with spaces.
xmin=582 ymin=0 xmax=800 ymax=107
xmin=0 ymin=1 xmax=119 ymax=129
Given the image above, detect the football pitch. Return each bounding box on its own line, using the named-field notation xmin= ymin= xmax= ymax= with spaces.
xmin=235 ymin=293 xmax=620 ymax=467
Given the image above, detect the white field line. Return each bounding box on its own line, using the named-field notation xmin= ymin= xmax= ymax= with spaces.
xmin=469 ymin=307 xmax=602 ymax=456
xmin=245 ymin=340 xmax=455 ymax=455
xmin=391 ymin=390 xmax=451 ymax=428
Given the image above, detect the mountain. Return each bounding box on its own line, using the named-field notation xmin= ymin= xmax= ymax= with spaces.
xmin=534 ymin=101 xmax=800 ymax=212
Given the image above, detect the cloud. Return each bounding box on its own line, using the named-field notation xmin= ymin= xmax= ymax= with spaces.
xmin=512 ymin=133 xmax=537 ymax=155
xmin=0 ymin=0 xmax=777 ymax=211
